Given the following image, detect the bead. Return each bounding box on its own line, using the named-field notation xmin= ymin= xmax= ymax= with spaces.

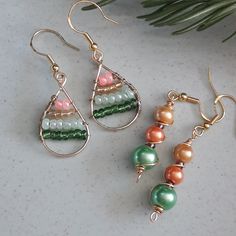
xmin=122 ymin=93 xmax=129 ymax=101
xmin=105 ymin=72 xmax=113 ymax=85
xmin=108 ymin=95 xmax=116 ymax=104
xmin=145 ymin=126 xmax=165 ymax=144
xmin=150 ymin=184 xmax=177 ymax=210
xmin=56 ymin=119 xmax=63 ymax=130
xmin=165 ymin=166 xmax=184 ymax=185
xmin=70 ymin=119 xmax=78 ymax=129
xmin=98 ymin=76 xmax=108 ymax=86
xmin=115 ymin=93 xmax=123 ymax=102
xmin=126 ymin=90 xmax=135 ymax=99
xmin=63 ymin=121 xmax=72 ymax=130
xmin=102 ymin=96 xmax=109 ymax=105
xmin=42 ymin=118 xmax=50 ymax=130
xmin=95 ymin=96 xmax=102 ymax=105
xmin=154 ymin=105 xmax=174 ymax=126
xmin=131 ymin=145 xmax=159 ymax=170
xmin=62 ymin=100 xmax=70 ymax=110
xmin=174 ymin=143 xmax=193 ymax=164
xmin=54 ymin=100 xmax=63 ymax=110
xmin=77 ymin=121 xmax=85 ymax=130
xmin=49 ymin=119 xmax=57 ymax=130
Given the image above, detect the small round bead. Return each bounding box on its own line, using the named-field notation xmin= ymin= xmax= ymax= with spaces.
xmin=102 ymin=96 xmax=109 ymax=105
xmin=122 ymin=93 xmax=129 ymax=101
xmin=77 ymin=120 xmax=85 ymax=130
xmin=42 ymin=118 xmax=50 ymax=130
xmin=70 ymin=119 xmax=78 ymax=129
xmin=105 ymin=72 xmax=113 ymax=85
xmin=62 ymin=100 xmax=70 ymax=110
xmin=131 ymin=145 xmax=159 ymax=170
xmin=49 ymin=119 xmax=57 ymax=130
xmin=154 ymin=105 xmax=174 ymax=126
xmin=174 ymin=143 xmax=193 ymax=164
xmin=150 ymin=184 xmax=177 ymax=210
xmin=98 ymin=76 xmax=108 ymax=86
xmin=165 ymin=165 xmax=184 ymax=185
xmin=108 ymin=95 xmax=116 ymax=104
xmin=56 ymin=119 xmax=63 ymax=130
xmin=63 ymin=121 xmax=72 ymax=130
xmin=115 ymin=93 xmax=123 ymax=103
xmin=54 ymin=100 xmax=63 ymax=110
xmin=126 ymin=90 xmax=135 ymax=99
xmin=95 ymin=96 xmax=102 ymax=105
xmin=145 ymin=126 xmax=165 ymax=144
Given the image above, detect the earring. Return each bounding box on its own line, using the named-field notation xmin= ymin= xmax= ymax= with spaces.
xmin=67 ymin=1 xmax=142 ymax=131
xmin=30 ymin=29 xmax=90 ymax=157
xmin=148 ymin=72 xmax=235 ymax=222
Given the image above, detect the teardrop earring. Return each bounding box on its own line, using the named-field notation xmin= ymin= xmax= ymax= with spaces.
xmin=67 ymin=0 xmax=142 ymax=131
xmin=30 ymin=29 xmax=90 ymax=157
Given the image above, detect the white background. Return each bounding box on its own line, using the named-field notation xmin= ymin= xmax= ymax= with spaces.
xmin=0 ymin=0 xmax=235 ymax=235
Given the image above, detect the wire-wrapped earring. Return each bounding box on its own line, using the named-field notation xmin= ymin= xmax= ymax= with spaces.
xmin=67 ymin=0 xmax=142 ymax=131
xmin=30 ymin=29 xmax=90 ymax=157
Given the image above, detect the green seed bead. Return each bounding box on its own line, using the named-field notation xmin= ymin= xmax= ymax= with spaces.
xmin=131 ymin=145 xmax=159 ymax=170
xmin=150 ymin=184 xmax=177 ymax=210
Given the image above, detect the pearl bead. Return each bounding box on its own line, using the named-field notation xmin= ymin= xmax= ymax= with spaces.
xmin=145 ymin=126 xmax=165 ymax=144
xmin=126 ymin=90 xmax=135 ymax=99
xmin=165 ymin=165 xmax=184 ymax=185
xmin=70 ymin=119 xmax=78 ymax=129
xmin=115 ymin=93 xmax=123 ymax=103
xmin=150 ymin=184 xmax=177 ymax=210
xmin=54 ymin=100 xmax=63 ymax=110
xmin=174 ymin=143 xmax=193 ymax=164
xmin=154 ymin=105 xmax=174 ymax=126
xmin=49 ymin=119 xmax=57 ymax=130
xmin=63 ymin=121 xmax=72 ymax=130
xmin=98 ymin=76 xmax=108 ymax=86
xmin=42 ymin=118 xmax=50 ymax=130
xmin=95 ymin=96 xmax=102 ymax=105
xmin=62 ymin=100 xmax=70 ymax=110
xmin=102 ymin=96 xmax=109 ymax=105
xmin=56 ymin=119 xmax=63 ymax=130
xmin=122 ymin=93 xmax=129 ymax=101
xmin=77 ymin=121 xmax=85 ymax=130
xmin=131 ymin=145 xmax=159 ymax=170
xmin=108 ymin=95 xmax=116 ymax=104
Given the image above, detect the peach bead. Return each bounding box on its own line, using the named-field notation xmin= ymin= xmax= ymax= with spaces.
xmin=98 ymin=76 xmax=108 ymax=86
xmin=145 ymin=126 xmax=165 ymax=144
xmin=105 ymin=72 xmax=113 ymax=85
xmin=54 ymin=100 xmax=63 ymax=110
xmin=154 ymin=105 xmax=174 ymax=126
xmin=165 ymin=165 xmax=184 ymax=185
xmin=62 ymin=100 xmax=71 ymax=110
xmin=174 ymin=143 xmax=193 ymax=164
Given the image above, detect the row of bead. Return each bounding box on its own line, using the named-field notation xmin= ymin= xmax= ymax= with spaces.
xmin=93 ymin=99 xmax=137 ymax=119
xmin=42 ymin=129 xmax=87 ymax=140
xmin=42 ymin=118 xmax=85 ymax=131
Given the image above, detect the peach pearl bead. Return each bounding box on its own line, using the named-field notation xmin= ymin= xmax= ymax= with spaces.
xmin=145 ymin=126 xmax=165 ymax=144
xmin=98 ymin=76 xmax=108 ymax=86
xmin=62 ymin=100 xmax=71 ymax=110
xmin=154 ymin=105 xmax=174 ymax=126
xmin=105 ymin=72 xmax=113 ymax=85
xmin=174 ymin=143 xmax=193 ymax=164
xmin=54 ymin=100 xmax=63 ymax=110
xmin=165 ymin=165 xmax=184 ymax=185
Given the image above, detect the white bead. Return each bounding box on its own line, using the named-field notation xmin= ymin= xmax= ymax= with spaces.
xmin=77 ymin=120 xmax=85 ymax=130
xmin=63 ymin=121 xmax=72 ymax=130
xmin=122 ymin=93 xmax=129 ymax=101
xmin=70 ymin=119 xmax=78 ymax=129
xmin=108 ymin=95 xmax=116 ymax=104
xmin=42 ymin=118 xmax=50 ymax=130
xmin=115 ymin=93 xmax=123 ymax=103
xmin=56 ymin=119 xmax=63 ymax=130
xmin=95 ymin=96 xmax=102 ymax=105
xmin=102 ymin=96 xmax=109 ymax=105
xmin=127 ymin=90 xmax=135 ymax=99
xmin=49 ymin=119 xmax=57 ymax=130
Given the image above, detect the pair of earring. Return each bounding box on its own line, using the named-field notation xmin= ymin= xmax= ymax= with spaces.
xmin=130 ymin=70 xmax=235 ymax=222
xmin=30 ymin=1 xmax=141 ymax=157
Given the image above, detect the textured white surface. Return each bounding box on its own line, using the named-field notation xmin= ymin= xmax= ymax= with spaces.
xmin=0 ymin=0 xmax=236 ymax=235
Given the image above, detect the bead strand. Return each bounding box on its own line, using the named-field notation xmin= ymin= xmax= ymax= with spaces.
xmin=42 ymin=129 xmax=87 ymax=140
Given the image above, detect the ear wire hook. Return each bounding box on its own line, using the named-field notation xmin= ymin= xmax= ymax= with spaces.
xmin=30 ymin=29 xmax=80 ymax=66
xmin=67 ymin=0 xmax=118 ymax=52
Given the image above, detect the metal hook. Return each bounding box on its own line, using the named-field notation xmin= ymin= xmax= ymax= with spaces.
xmin=30 ymin=29 xmax=80 ymax=66
xmin=67 ymin=0 xmax=118 ymax=51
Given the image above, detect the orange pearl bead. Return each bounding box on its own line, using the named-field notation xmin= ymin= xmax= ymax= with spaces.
xmin=174 ymin=143 xmax=193 ymax=164
xmin=145 ymin=126 xmax=165 ymax=144
xmin=154 ymin=105 xmax=174 ymax=126
xmin=165 ymin=165 xmax=184 ymax=185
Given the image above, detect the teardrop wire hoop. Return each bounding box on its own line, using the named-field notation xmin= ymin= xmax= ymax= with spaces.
xmin=40 ymin=71 xmax=90 ymax=157
xmin=90 ymin=60 xmax=142 ymax=131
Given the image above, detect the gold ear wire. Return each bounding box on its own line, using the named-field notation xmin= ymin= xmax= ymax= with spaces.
xmin=67 ymin=0 xmax=118 ymax=51
xmin=30 ymin=29 xmax=80 ymax=67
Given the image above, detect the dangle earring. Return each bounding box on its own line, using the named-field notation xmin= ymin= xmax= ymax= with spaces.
xmin=30 ymin=29 xmax=90 ymax=157
xmin=149 ymin=72 xmax=235 ymax=222
xmin=67 ymin=1 xmax=141 ymax=131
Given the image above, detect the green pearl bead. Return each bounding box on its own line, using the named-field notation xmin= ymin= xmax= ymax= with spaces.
xmin=131 ymin=145 xmax=159 ymax=170
xmin=150 ymin=184 xmax=177 ymax=210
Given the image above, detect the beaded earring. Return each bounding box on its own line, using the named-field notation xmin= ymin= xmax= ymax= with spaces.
xmin=67 ymin=1 xmax=142 ymax=131
xmin=30 ymin=29 xmax=90 ymax=157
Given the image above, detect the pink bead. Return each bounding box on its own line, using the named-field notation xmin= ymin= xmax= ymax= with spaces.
xmin=62 ymin=99 xmax=71 ymax=110
xmin=54 ymin=100 xmax=63 ymax=110
xmin=98 ymin=76 xmax=108 ymax=86
xmin=105 ymin=72 xmax=113 ymax=85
